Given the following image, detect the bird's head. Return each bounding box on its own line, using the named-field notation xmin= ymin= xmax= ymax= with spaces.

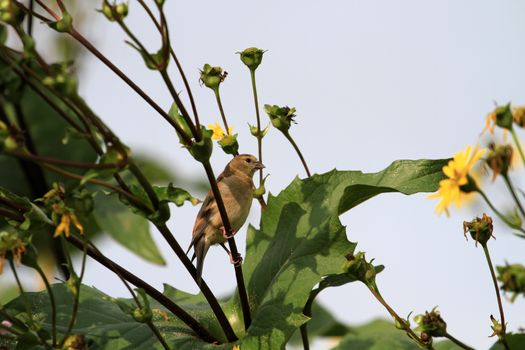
xmin=229 ymin=154 xmax=264 ymax=177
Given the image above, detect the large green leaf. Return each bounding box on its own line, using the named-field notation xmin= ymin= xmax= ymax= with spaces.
xmin=331 ymin=319 xmax=420 ymax=350
xmin=92 ymin=192 xmax=165 ymax=265
xmin=489 ymin=334 xmax=525 ymax=350
xmin=2 ymin=284 xmax=202 ymax=350
xmin=230 ymin=159 xmax=447 ymax=348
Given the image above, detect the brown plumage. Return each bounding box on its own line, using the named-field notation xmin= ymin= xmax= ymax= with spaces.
xmin=186 ymin=154 xmax=264 ymax=284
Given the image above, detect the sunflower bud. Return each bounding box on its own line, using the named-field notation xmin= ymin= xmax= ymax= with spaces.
xmin=485 ymin=143 xmax=513 ymax=181
xmin=264 ymin=104 xmax=296 ymax=134
xmin=100 ymin=1 xmax=128 ymax=22
xmin=493 ymin=104 xmax=514 ymax=130
xmin=218 ymin=134 xmax=239 ymax=156
xmin=238 ymin=47 xmax=265 ymax=71
xmin=414 ymin=307 xmax=447 ymax=338
xmin=199 ymin=64 xmax=227 ymax=91
xmin=497 ymin=263 xmax=525 ymax=302
xmin=249 ymin=123 xmax=270 ymax=139
xmin=463 ymin=213 xmax=493 ymax=245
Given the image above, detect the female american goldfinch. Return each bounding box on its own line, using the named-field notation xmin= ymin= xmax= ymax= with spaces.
xmin=187 ymin=154 xmax=264 ymax=283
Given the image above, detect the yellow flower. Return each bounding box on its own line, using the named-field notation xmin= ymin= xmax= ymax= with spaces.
xmin=54 ymin=212 xmax=84 ymax=238
xmin=428 ymin=145 xmax=486 ymax=215
xmin=208 ymin=122 xmax=233 ymax=140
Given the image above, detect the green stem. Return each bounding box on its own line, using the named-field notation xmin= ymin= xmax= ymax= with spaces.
xmin=128 ymin=161 xmax=159 ymax=211
xmin=214 ymin=89 xmax=231 ymax=136
xmin=444 ymin=332 xmax=475 ymax=350
xmin=284 ymin=132 xmax=311 ymax=177
xmin=9 ymin=260 xmax=53 ymax=350
xmin=482 ymin=244 xmax=510 ymax=350
xmin=510 ymin=128 xmax=525 ymax=167
xmin=368 ymin=286 xmax=433 ymax=349
xmin=477 ymin=189 xmax=525 ymax=234
xmin=147 ymin=320 xmax=171 ymax=350
xmin=250 ymin=69 xmax=264 ymax=184
xmin=502 ymin=174 xmax=525 ymax=218
xmin=33 ymin=264 xmax=57 ymax=347
xmin=299 ymin=288 xmax=322 ymax=350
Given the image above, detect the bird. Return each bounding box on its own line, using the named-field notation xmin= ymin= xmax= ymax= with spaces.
xmin=186 ymin=154 xmax=264 ymax=284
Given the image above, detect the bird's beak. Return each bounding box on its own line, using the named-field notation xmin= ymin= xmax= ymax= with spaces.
xmin=255 ymin=161 xmax=265 ymax=170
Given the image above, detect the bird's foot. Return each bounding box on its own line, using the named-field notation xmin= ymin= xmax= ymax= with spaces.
xmin=230 ymin=253 xmax=243 ymax=267
xmin=221 ymin=227 xmax=235 ymax=239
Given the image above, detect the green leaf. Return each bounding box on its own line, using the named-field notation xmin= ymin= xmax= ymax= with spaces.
xmin=92 ymin=192 xmax=165 ymax=265
xmin=331 ymin=319 xmax=420 ymax=350
xmin=434 ymin=340 xmax=463 ymax=349
xmin=154 ymin=183 xmax=200 ymax=206
xmin=232 ymin=158 xmax=448 ymax=348
xmin=489 ymin=334 xmax=525 ymax=350
xmin=3 ymin=284 xmax=203 ymax=350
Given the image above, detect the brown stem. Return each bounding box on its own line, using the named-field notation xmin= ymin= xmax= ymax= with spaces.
xmin=64 ymin=234 xmax=218 ymax=343
xmin=284 ymin=131 xmax=311 ymax=177
xmin=8 ymin=150 xmax=119 ymax=169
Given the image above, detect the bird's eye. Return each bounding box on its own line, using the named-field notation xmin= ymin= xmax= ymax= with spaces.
xmin=245 ymin=158 xmax=252 ymax=163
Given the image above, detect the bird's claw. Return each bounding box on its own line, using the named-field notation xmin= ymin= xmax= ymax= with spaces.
xmin=221 ymin=227 xmax=235 ymax=239
xmin=230 ymin=254 xmax=243 ymax=267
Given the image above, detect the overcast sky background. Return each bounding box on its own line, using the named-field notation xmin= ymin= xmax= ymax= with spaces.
xmin=3 ymin=1 xmax=525 ymax=349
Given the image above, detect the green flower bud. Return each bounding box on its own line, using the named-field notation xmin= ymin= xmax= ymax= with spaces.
xmin=414 ymin=307 xmax=447 ymax=337
xmin=494 ymin=103 xmax=514 ymax=130
xmin=249 ymin=123 xmax=270 ymax=139
xmin=463 ymin=213 xmax=493 ymax=245
xmin=342 ymin=251 xmax=377 ymax=286
xmin=48 ymin=12 xmax=73 ymax=33
xmin=0 ymin=0 xmax=24 ymax=26
xmin=155 ymin=0 xmax=165 ymax=7
xmin=188 ymin=127 xmax=213 ymax=163
xmin=253 ymin=175 xmax=269 ymax=199
xmin=218 ymin=133 xmax=239 ymax=156
xmin=132 ymin=307 xmax=153 ymax=323
xmin=264 ymin=104 xmax=297 ymax=134
xmin=4 ymin=135 xmax=19 ymax=151
xmin=490 ymin=315 xmax=504 ymax=338
xmin=66 ymin=273 xmax=80 ymax=298
xmin=100 ymin=1 xmax=128 ymax=22
xmin=199 ymin=64 xmax=227 ymax=91
xmin=497 ymin=263 xmax=525 ymax=302
xmin=486 ymin=143 xmax=513 ymax=181
xmin=238 ymin=47 xmax=265 ymax=71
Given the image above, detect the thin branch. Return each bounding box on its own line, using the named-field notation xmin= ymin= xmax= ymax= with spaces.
xmin=65 ymin=234 xmax=218 ymax=343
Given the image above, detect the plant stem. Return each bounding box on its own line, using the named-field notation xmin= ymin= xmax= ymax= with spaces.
xmin=147 ymin=320 xmax=171 ymax=350
xmin=0 ymin=207 xmax=24 ymax=222
xmin=481 ymin=243 xmax=510 ymax=350
xmin=7 ymin=150 xmax=119 ymax=169
xmin=154 ymin=223 xmax=238 ymax=341
xmin=299 ymin=288 xmax=322 ymax=350
xmin=444 ymin=332 xmax=475 ymax=350
xmin=502 ymin=174 xmax=525 ymax=218
xmin=250 ymin=70 xmax=264 ymax=185
xmin=214 ymin=89 xmax=231 ymax=136
xmin=284 ymin=132 xmax=311 ymax=177
xmin=510 ymin=128 xmax=525 ymax=167
xmin=201 ymin=161 xmax=251 ymax=329
xmin=64 ymin=234 xmax=220 ymax=343
xmin=33 ymin=263 xmax=57 ymax=347
xmin=367 ymin=286 xmax=433 ymax=349
xmin=128 ymin=161 xmax=160 ymax=210
xmin=477 ymin=189 xmax=525 ymax=234
xmin=64 ymin=27 xmax=193 ymax=144
xmin=9 ymin=259 xmax=52 ymax=350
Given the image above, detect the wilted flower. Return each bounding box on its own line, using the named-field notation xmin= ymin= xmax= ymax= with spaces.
xmin=463 ymin=213 xmax=494 ymax=245
xmin=485 ymin=143 xmax=513 ymax=181
xmin=0 ymin=230 xmax=28 ymax=274
xmin=414 ymin=307 xmax=447 ymax=338
xmin=264 ymin=104 xmax=297 ymax=134
xmin=497 ymin=263 xmax=525 ymax=302
xmin=54 ymin=210 xmax=84 ymax=238
xmin=200 ymin=64 xmax=227 ymax=91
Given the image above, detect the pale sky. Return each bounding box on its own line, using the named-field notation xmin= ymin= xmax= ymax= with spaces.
xmin=5 ymin=1 xmax=525 ymax=349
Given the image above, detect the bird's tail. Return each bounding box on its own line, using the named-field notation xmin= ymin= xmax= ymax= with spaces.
xmin=194 ymin=237 xmax=208 ymax=286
